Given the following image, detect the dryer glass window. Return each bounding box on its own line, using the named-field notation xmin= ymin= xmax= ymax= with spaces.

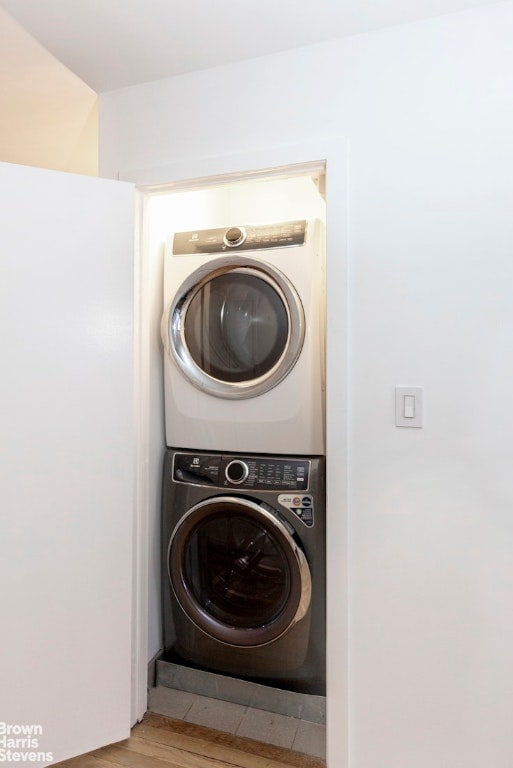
xmin=182 ymin=513 xmax=292 ymax=628
xmin=184 ymin=273 xmax=289 ymax=383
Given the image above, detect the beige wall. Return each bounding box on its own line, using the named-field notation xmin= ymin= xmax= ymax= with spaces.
xmin=0 ymin=7 xmax=97 ymax=175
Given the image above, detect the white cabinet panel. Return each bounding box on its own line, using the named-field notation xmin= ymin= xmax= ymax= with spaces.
xmin=0 ymin=162 xmax=134 ymax=764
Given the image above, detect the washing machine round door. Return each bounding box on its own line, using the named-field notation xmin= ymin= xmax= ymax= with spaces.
xmin=162 ymin=258 xmax=305 ymax=399
xmin=168 ymin=496 xmax=311 ymax=647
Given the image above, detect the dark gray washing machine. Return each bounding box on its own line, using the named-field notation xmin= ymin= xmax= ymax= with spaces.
xmin=162 ymin=448 xmax=326 ymax=695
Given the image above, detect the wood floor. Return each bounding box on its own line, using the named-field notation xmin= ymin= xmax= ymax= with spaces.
xmin=56 ymin=712 xmax=326 ymax=768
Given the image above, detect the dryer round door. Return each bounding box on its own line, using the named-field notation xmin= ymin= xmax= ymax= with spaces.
xmin=162 ymin=257 xmax=305 ymax=399
xmin=168 ymin=496 xmax=311 ymax=648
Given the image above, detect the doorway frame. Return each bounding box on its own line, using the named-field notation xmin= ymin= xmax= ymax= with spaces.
xmin=124 ymin=137 xmax=349 ymax=768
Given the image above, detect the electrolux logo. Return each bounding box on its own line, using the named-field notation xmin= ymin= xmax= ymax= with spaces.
xmin=0 ymin=722 xmax=53 ymax=763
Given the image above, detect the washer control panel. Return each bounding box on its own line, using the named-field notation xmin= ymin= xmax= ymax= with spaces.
xmin=173 ymin=220 xmax=307 ymax=255
xmin=173 ymin=452 xmax=310 ymax=491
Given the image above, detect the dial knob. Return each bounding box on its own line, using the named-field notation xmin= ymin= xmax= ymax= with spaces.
xmin=223 ymin=226 xmax=246 ymax=247
xmin=225 ymin=460 xmax=249 ymax=485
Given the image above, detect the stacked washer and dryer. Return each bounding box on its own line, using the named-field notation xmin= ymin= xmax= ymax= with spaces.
xmin=160 ymin=218 xmax=326 ymax=694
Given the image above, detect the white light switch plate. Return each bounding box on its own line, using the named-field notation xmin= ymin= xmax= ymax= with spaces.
xmin=395 ymin=386 xmax=423 ymax=428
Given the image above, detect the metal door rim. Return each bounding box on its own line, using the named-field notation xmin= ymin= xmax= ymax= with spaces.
xmin=167 ymin=495 xmax=312 ymax=648
xmin=161 ymin=256 xmax=305 ymax=399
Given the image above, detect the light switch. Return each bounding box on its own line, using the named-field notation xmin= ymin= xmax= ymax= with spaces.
xmin=404 ymin=395 xmax=415 ymax=418
xmin=395 ymin=386 xmax=423 ymax=428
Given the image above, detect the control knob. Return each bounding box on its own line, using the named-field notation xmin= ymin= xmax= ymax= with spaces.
xmin=223 ymin=226 xmax=246 ymax=248
xmin=225 ymin=459 xmax=249 ymax=485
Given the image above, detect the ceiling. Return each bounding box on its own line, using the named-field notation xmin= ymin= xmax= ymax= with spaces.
xmin=0 ymin=0 xmax=502 ymax=93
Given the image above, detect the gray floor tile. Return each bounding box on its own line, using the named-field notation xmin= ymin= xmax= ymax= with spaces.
xmin=149 ymin=671 xmax=326 ymax=756
xmin=184 ymin=694 xmax=247 ymax=734
xmin=292 ymin=719 xmax=326 ymax=759
xmin=148 ymin=686 xmax=196 ymax=719
xmin=236 ymin=707 xmax=299 ymax=749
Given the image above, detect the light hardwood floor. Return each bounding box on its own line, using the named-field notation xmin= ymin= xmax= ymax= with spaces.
xmin=56 ymin=712 xmax=326 ymax=768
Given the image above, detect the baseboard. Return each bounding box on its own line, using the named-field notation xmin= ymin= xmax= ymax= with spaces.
xmin=155 ymin=659 xmax=326 ymax=724
xmin=147 ymin=649 xmax=164 ymax=689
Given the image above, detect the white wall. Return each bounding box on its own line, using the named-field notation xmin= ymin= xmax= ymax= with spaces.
xmin=100 ymin=3 xmax=513 ymax=767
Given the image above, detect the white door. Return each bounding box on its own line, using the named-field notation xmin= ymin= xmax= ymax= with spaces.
xmin=0 ymin=162 xmax=134 ymax=765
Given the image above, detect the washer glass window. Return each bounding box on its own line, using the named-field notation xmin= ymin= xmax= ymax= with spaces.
xmin=168 ymin=497 xmax=311 ymax=646
xmin=180 ymin=512 xmax=291 ymax=628
xmin=184 ymin=272 xmax=288 ymax=383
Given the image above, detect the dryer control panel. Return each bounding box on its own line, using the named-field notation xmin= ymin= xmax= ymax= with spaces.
xmin=173 ymin=220 xmax=307 ymax=254
xmin=173 ymin=452 xmax=310 ymax=491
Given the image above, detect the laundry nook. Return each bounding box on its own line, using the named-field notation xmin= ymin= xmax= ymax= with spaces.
xmin=148 ymin=178 xmax=328 ymax=756
xmin=2 ymin=2 xmax=513 ymax=768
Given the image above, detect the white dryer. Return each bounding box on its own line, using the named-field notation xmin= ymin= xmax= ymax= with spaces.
xmin=161 ymin=219 xmax=325 ymax=455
